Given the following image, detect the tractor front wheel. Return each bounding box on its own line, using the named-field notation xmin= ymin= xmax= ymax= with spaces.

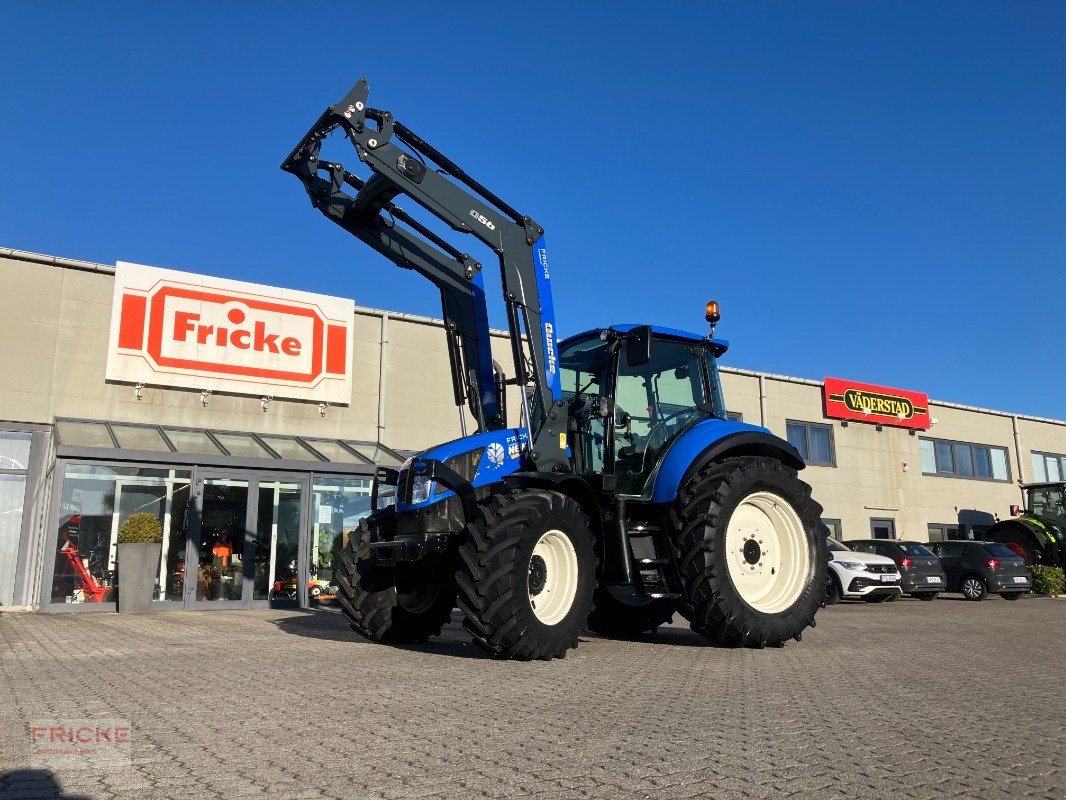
xmin=670 ymin=457 xmax=826 ymax=648
xmin=456 ymin=488 xmax=597 ymax=660
xmin=334 ymin=513 xmax=456 ymax=644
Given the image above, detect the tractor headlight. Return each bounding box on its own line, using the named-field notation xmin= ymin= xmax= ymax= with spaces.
xmin=409 ymin=475 xmax=434 ymax=504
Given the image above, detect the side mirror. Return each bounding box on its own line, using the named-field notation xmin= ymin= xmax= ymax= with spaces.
xmin=626 ymin=325 xmax=652 ymax=367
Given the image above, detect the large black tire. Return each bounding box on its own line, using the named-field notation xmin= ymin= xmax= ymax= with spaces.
xmin=587 ymin=587 xmax=676 ymax=637
xmin=669 ymin=457 xmax=826 ymax=648
xmin=455 ymin=488 xmax=597 ymax=660
xmin=334 ymin=513 xmax=456 ymax=644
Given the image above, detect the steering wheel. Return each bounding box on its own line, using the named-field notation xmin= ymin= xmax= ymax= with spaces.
xmin=644 ymin=408 xmax=698 ymax=453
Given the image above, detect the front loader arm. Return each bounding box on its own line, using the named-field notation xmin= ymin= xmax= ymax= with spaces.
xmin=282 ymin=78 xmax=567 ymax=471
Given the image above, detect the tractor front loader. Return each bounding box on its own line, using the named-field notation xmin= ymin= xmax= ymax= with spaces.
xmin=282 ymin=77 xmax=827 ymax=660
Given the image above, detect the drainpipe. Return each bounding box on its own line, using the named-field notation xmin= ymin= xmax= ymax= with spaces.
xmin=1011 ymin=414 xmax=1025 ymax=484
xmin=377 ymin=314 xmax=389 ymax=444
xmin=758 ymin=374 xmax=767 ymax=428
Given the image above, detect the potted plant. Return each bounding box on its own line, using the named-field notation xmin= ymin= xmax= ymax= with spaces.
xmin=116 ymin=512 xmax=163 ymax=613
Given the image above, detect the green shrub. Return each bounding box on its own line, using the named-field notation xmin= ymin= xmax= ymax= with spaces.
xmin=118 ymin=512 xmax=163 ymax=544
xmin=1028 ymin=565 xmax=1065 ymax=596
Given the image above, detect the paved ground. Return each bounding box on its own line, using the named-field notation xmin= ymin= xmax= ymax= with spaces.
xmin=0 ymin=596 xmax=1062 ymax=800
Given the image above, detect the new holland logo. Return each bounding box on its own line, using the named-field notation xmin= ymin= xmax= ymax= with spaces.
xmin=830 ymin=389 xmax=926 ymax=419
xmin=486 ymin=442 xmax=506 ymax=467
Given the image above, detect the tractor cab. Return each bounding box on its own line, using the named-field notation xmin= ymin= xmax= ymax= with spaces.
xmin=559 ymin=323 xmax=730 ymax=495
xmin=1026 ymin=483 xmax=1066 ymax=526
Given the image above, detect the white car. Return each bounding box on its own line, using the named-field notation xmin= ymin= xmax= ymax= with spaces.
xmin=824 ymin=537 xmax=902 ymax=604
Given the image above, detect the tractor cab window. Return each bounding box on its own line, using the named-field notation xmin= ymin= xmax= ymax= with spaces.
xmin=1031 ymin=487 xmax=1066 ymax=523
xmin=614 ymin=338 xmax=711 ymax=495
xmin=559 ymin=337 xmax=611 ymax=474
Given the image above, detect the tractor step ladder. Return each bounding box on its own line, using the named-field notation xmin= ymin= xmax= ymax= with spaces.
xmin=626 ymin=523 xmax=681 ymax=600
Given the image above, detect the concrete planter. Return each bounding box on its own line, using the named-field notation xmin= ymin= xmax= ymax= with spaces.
xmin=117 ymin=542 xmax=161 ymax=614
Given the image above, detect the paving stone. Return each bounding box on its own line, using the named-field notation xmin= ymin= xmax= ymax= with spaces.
xmin=0 ymin=597 xmax=1062 ymax=799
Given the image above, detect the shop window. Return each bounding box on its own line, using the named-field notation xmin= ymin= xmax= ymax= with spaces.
xmin=50 ymin=465 xmax=191 ymax=606
xmin=310 ymin=478 xmax=373 ymax=589
xmin=786 ymin=421 xmax=835 ymax=466
xmin=1032 ymin=451 xmax=1066 ymax=483
xmin=0 ymin=430 xmax=33 ymax=605
xmin=918 ymin=437 xmax=1010 ymax=482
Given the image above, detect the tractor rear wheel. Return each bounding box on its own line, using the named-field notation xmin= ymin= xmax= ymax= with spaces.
xmin=587 ymin=587 xmax=676 ymax=637
xmin=669 ymin=457 xmax=825 ymax=648
xmin=455 ymin=487 xmax=596 ymax=660
xmin=988 ymin=523 xmax=1040 ymax=565
xmin=334 ymin=512 xmax=456 ymax=644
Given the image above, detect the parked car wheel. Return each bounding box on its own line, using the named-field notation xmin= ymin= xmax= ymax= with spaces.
xmin=960 ymin=575 xmax=987 ymax=601
xmin=823 ymin=574 xmax=842 ymax=606
xmin=910 ymin=592 xmax=939 ymax=601
xmin=1000 ymin=592 xmax=1024 ymax=601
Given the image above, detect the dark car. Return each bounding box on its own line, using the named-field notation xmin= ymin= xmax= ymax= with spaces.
xmin=845 ymin=540 xmax=947 ymax=600
xmin=925 ymin=540 xmax=1032 ymax=600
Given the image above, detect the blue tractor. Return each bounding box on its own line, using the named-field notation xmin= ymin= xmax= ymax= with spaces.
xmin=283 ymin=78 xmax=827 ymax=660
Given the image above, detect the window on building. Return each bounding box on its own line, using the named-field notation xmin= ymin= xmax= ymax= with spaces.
xmin=870 ymin=518 xmax=896 ymax=539
xmin=786 ymin=421 xmax=835 ymax=466
xmin=918 ymin=437 xmax=1010 ymax=481
xmin=927 ymin=523 xmax=961 ymax=542
xmin=0 ymin=431 xmax=33 ymax=606
xmin=821 ymin=518 xmax=842 ymax=540
xmin=1032 ymin=451 xmax=1066 ymax=484
xmin=726 ymin=411 xmax=744 ymax=422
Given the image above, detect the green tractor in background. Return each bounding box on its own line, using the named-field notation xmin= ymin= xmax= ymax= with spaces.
xmin=986 ymin=482 xmax=1066 ymax=567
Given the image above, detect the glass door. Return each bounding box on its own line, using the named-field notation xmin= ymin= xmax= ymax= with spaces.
xmin=252 ymin=479 xmax=304 ymax=607
xmin=185 ymin=471 xmax=308 ymax=609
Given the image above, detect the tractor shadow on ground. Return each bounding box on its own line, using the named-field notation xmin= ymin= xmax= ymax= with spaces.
xmin=273 ymin=606 xmax=737 ymax=656
xmin=270 ymin=606 xmax=493 ymax=660
xmin=0 ymin=770 xmax=93 ymax=800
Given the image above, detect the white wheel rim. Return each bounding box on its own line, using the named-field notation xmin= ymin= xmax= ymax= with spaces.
xmin=724 ymin=491 xmax=811 ymax=614
xmin=528 ymin=529 xmax=579 ymax=626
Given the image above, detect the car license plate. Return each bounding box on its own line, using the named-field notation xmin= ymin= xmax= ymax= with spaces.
xmin=879 ymin=574 xmax=897 ymax=583
xmin=926 ymin=576 xmax=942 ymax=583
xmin=1013 ymin=576 xmax=1029 ymax=584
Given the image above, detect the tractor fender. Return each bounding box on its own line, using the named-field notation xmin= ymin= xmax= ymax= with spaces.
xmin=504 ymin=471 xmax=605 ymax=541
xmin=649 ymin=424 xmax=805 ymax=504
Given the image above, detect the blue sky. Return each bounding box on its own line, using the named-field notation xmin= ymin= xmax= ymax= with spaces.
xmin=2 ymin=2 xmax=1064 ymax=418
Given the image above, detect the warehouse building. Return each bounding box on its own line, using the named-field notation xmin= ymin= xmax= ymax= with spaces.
xmin=2 ymin=245 xmax=1064 ymax=612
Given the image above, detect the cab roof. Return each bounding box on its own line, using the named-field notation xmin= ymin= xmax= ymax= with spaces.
xmin=561 ymin=324 xmax=729 ymax=356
